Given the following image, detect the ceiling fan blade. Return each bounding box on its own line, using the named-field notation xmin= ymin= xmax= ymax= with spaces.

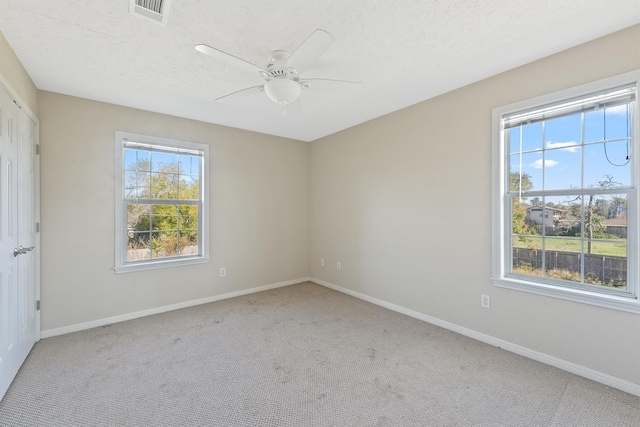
xmin=195 ymin=44 xmax=268 ymax=74
xmin=286 ymin=29 xmax=334 ymax=74
xmin=216 ymin=85 xmax=265 ymax=102
xmin=299 ymin=78 xmax=362 ymax=94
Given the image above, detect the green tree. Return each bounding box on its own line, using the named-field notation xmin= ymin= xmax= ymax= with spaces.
xmin=126 ymin=159 xmax=200 ymax=257
xmin=510 ymin=171 xmax=533 ymax=193
xmin=585 ymin=175 xmax=618 ymax=253
xmin=564 ymin=176 xmax=619 ymax=252
xmin=609 ymin=196 xmax=627 ymax=219
xmin=510 ymin=172 xmax=533 ymax=236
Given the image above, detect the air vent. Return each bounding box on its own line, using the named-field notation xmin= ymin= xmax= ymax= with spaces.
xmin=130 ymin=0 xmax=173 ymax=26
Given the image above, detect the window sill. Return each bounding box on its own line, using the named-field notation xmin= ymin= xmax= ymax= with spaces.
xmin=491 ymin=276 xmax=640 ymax=314
xmin=115 ymin=256 xmax=210 ymax=274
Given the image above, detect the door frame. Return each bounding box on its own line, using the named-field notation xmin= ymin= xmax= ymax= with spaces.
xmin=0 ymin=74 xmax=41 ymax=343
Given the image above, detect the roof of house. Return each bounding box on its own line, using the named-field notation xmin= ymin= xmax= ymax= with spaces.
xmin=527 ymin=206 xmax=566 ymax=212
xmin=604 ymin=218 xmax=627 ymax=227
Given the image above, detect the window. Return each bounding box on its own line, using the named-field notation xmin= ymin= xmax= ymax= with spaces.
xmin=492 ymin=72 xmax=640 ymax=313
xmin=115 ymin=132 xmax=209 ymax=273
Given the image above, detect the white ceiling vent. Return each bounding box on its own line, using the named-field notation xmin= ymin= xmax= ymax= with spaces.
xmin=130 ymin=0 xmax=173 ymax=26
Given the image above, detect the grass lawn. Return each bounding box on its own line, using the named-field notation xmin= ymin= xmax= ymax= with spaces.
xmin=513 ymin=236 xmax=627 ymax=257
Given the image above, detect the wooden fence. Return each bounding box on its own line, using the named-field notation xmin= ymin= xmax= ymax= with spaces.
xmin=513 ymin=248 xmax=626 ymax=283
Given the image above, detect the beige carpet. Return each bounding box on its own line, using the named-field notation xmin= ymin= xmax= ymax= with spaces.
xmin=1 ymin=282 xmax=638 ymax=426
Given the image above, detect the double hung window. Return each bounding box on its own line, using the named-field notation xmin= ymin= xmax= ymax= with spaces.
xmin=115 ymin=132 xmax=209 ymax=273
xmin=492 ymin=72 xmax=639 ymax=312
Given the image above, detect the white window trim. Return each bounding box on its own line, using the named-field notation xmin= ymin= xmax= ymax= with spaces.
xmin=114 ymin=131 xmax=210 ymax=273
xmin=491 ymin=70 xmax=640 ymax=314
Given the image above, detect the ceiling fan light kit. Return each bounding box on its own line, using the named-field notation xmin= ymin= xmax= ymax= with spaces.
xmin=264 ymin=78 xmax=301 ymax=111
xmin=195 ymin=29 xmax=362 ymax=114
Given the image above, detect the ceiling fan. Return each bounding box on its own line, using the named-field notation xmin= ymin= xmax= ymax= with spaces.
xmin=195 ymin=29 xmax=361 ymax=114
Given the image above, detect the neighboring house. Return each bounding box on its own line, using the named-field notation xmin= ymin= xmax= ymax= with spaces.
xmin=604 ymin=215 xmax=628 ymax=238
xmin=527 ymin=206 xmax=566 ymax=229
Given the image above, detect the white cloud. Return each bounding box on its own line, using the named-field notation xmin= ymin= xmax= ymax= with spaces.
xmin=546 ymin=141 xmax=579 ymax=152
xmin=530 ymin=159 xmax=558 ymax=169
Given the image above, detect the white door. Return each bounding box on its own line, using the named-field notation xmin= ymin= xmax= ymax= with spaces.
xmin=0 ymin=85 xmax=39 ymax=400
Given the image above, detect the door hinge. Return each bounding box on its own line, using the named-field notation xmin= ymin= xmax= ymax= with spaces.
xmin=36 ymin=222 xmax=40 ymax=233
xmin=36 ymin=300 xmax=40 ymax=311
xmin=36 ymin=144 xmax=40 ymax=155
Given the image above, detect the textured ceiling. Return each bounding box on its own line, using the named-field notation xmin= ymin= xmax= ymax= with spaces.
xmin=1 ymin=0 xmax=639 ymax=141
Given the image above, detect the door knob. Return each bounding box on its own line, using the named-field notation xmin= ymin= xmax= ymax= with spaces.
xmin=13 ymin=245 xmax=35 ymax=257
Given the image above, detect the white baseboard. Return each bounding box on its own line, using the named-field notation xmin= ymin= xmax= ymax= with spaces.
xmin=311 ymin=278 xmax=640 ymax=397
xmin=41 ymin=277 xmax=310 ymax=339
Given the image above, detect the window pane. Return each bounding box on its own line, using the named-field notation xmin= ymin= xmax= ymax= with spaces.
xmin=583 ymin=141 xmax=630 ymax=187
xmin=128 ymin=204 xmax=151 ymax=231
xmin=602 ymin=194 xmax=628 ymax=238
xmin=542 ymin=195 xmax=574 ymax=236
xmin=179 ymin=231 xmax=198 ymax=256
xmin=584 ymin=109 xmax=604 ymax=143
xmin=508 ymin=127 xmax=521 ymax=155
xmin=127 ymin=200 xmax=152 ymax=262
xmin=543 ymin=147 xmax=581 ymax=190
xmin=544 ymin=236 xmax=582 ymax=254
xmin=544 ymin=196 xmax=582 ymax=238
xmin=125 ymin=169 xmax=140 ymax=198
xmin=178 ymin=175 xmax=200 ymax=200
xmin=151 ymin=204 xmax=178 ymax=231
xmin=522 ymin=122 xmax=543 ymax=152
xmin=127 ymin=231 xmax=151 ymax=262
xmin=545 ymin=114 xmax=581 ymax=150
xmin=127 ymin=244 xmax=150 ymax=262
xmin=178 ymin=154 xmax=200 ymax=176
xmin=583 ymin=242 xmax=627 ymax=290
xmin=588 ymin=240 xmax=627 ymax=257
xmin=511 ymin=196 xmax=538 ymax=237
xmin=544 ymin=248 xmax=581 ymax=284
xmin=151 ymin=151 xmax=178 ymax=172
xmin=125 ymin=149 xmax=150 ymax=171
xmin=178 ymin=205 xmax=199 ymax=231
xmin=512 ymin=237 xmax=542 ymax=277
xmin=560 ymin=195 xmax=583 ymax=237
xmin=510 ymin=152 xmax=542 ymax=192
xmin=605 ymin=105 xmax=631 ymax=140
xmin=151 ymin=171 xmax=179 ymax=199
xmin=523 ymin=204 xmax=544 ymax=237
xmin=151 ymin=230 xmax=180 ymax=258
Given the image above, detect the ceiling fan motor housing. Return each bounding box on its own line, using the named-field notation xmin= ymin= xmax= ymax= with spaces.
xmin=262 ymin=50 xmax=302 ymax=105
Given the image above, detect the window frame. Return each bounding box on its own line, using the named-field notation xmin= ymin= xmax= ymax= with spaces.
xmin=492 ymin=71 xmax=640 ymax=313
xmin=114 ymin=131 xmax=210 ymax=273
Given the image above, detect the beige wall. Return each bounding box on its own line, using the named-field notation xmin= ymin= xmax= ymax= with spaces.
xmin=310 ymin=25 xmax=640 ymax=386
xmin=38 ymin=92 xmax=310 ymax=331
xmin=0 ymin=32 xmax=38 ymax=115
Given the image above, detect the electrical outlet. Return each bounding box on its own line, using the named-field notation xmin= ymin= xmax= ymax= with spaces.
xmin=220 ymin=267 xmax=226 ymax=277
xmin=321 ymin=258 xmax=325 ymax=266
xmin=337 ymin=261 xmax=342 ymax=271
xmin=481 ymin=294 xmax=491 ymax=309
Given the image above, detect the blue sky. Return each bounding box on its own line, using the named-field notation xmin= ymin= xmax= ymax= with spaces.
xmin=124 ymin=149 xmax=201 ymax=177
xmin=509 ymin=104 xmax=631 ymax=192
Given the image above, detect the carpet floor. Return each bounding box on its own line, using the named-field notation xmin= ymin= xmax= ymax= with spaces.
xmin=0 ymin=282 xmax=638 ymax=426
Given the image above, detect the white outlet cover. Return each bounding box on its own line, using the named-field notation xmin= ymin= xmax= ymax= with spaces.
xmin=481 ymin=294 xmax=491 ymax=308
